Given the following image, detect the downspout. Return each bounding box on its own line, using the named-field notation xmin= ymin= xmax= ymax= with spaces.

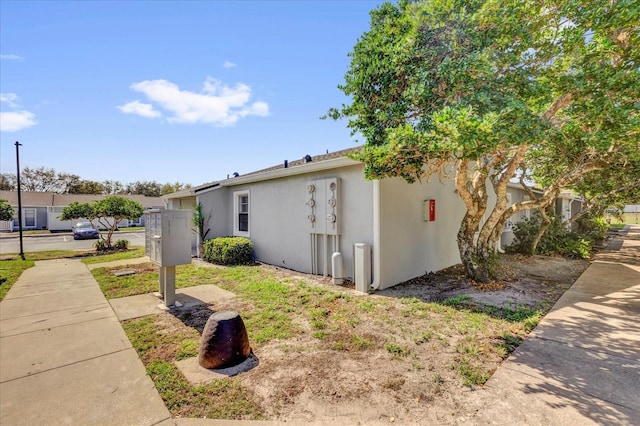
xmin=370 ymin=179 xmax=382 ymax=291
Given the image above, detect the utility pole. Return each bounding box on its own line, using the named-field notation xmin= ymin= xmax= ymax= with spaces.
xmin=15 ymin=141 xmax=25 ymax=260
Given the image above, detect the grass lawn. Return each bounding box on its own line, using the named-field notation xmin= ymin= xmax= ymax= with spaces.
xmin=91 ymin=262 xmax=215 ymax=299
xmin=92 ymin=261 xmax=544 ymax=420
xmin=0 ymin=259 xmax=35 ymax=301
xmin=0 ymin=247 xmax=145 ymax=301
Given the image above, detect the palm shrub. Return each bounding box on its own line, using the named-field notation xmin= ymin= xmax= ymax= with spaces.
xmin=203 ymin=237 xmax=253 ymax=265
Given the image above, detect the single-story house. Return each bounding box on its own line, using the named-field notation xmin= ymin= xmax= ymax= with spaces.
xmin=166 ymin=147 xmax=581 ymax=291
xmin=0 ymin=191 xmax=165 ymax=232
xmin=621 ymin=205 xmax=640 ymax=224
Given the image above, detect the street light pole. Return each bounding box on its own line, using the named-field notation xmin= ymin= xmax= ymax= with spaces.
xmin=15 ymin=141 xmax=25 ymax=260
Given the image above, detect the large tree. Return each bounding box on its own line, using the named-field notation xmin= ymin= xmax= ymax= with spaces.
xmin=330 ymin=0 xmax=639 ymax=282
xmin=0 ymin=199 xmax=14 ymax=222
xmin=18 ymin=167 xmax=80 ymax=193
xmin=59 ymin=196 xmax=143 ymax=249
xmin=67 ymin=179 xmax=106 ymax=195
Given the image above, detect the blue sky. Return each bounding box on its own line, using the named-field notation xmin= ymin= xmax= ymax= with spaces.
xmin=0 ymin=0 xmax=385 ymax=186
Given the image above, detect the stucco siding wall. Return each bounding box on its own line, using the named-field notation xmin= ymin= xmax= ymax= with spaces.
xmin=221 ymin=164 xmax=374 ymax=276
xmin=197 ymin=188 xmax=230 ymax=239
xmin=167 ymin=197 xmax=195 ymax=211
xmin=501 ymin=187 xmax=532 ymax=247
xmin=378 ymin=177 xmax=465 ymax=289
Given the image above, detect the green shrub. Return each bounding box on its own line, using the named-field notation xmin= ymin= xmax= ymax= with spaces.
xmin=508 ymin=213 xmax=593 ymax=259
xmin=576 ymin=215 xmax=608 ymax=244
xmin=506 ymin=216 xmax=540 ymax=254
xmin=94 ymin=239 xmax=108 ymax=252
xmin=114 ymin=239 xmax=129 ymax=250
xmin=203 ymin=237 xmax=253 ymax=265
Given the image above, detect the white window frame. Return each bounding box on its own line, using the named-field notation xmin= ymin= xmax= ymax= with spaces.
xmin=233 ymin=190 xmax=250 ymax=237
xmin=24 ymin=208 xmax=37 ymax=228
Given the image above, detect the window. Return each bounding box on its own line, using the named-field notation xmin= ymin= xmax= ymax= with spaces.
xmin=24 ymin=208 xmax=36 ymax=228
xmin=234 ymin=190 xmax=250 ymax=237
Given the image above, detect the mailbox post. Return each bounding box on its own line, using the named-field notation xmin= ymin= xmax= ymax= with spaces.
xmin=145 ymin=209 xmax=192 ymax=307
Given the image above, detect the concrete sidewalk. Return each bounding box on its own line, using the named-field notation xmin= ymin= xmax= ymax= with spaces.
xmin=464 ymin=225 xmax=640 ymax=425
xmin=0 ymin=258 xmax=172 ymax=426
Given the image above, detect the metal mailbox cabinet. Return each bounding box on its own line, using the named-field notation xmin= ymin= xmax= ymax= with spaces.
xmin=145 ymin=209 xmax=192 ymax=267
xmin=144 ymin=209 xmax=192 ymax=306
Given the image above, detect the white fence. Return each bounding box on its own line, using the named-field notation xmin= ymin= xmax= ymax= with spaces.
xmin=0 ymin=220 xmax=14 ymax=232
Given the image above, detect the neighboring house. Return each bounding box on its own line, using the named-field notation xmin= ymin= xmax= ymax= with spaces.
xmin=622 ymin=204 xmax=640 ymax=224
xmin=0 ymin=191 xmax=164 ymax=231
xmin=166 ymin=148 xmax=584 ymax=290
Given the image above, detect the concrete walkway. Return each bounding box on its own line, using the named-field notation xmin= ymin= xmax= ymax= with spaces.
xmin=465 ymin=225 xmax=640 ymax=425
xmin=0 ymin=258 xmax=172 ymax=426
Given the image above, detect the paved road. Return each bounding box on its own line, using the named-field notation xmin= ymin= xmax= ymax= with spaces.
xmin=0 ymin=231 xmax=145 ymax=254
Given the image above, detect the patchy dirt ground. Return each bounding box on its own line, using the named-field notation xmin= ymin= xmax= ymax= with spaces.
xmin=379 ymin=254 xmax=590 ymax=310
xmin=146 ymin=253 xmax=590 ymax=425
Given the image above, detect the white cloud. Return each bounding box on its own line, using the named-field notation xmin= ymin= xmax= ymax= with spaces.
xmin=117 ymin=100 xmax=161 ymax=118
xmin=0 ymin=54 xmax=24 ymax=61
xmin=0 ymin=92 xmax=37 ymax=132
xmin=0 ymin=111 xmax=37 ymax=132
xmin=0 ymin=93 xmax=18 ymax=107
xmin=122 ymin=77 xmax=269 ymax=126
xmin=223 ymin=60 xmax=236 ymax=68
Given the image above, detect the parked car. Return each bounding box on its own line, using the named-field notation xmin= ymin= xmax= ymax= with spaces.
xmin=72 ymin=222 xmax=99 ymax=240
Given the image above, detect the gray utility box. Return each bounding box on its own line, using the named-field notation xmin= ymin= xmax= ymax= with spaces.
xmin=144 ymin=209 xmax=192 ymax=307
xmin=145 ymin=209 xmax=192 ymax=267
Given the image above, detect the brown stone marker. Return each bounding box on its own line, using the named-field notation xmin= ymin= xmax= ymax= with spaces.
xmin=198 ymin=311 xmax=251 ymax=369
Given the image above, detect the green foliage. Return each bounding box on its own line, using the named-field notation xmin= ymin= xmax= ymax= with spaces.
xmin=94 ymin=239 xmax=109 ymax=252
xmin=59 ymin=202 xmax=94 ymax=221
xmin=81 ymin=246 xmax=145 ymax=264
xmin=454 ymin=359 xmax=490 ymax=387
xmin=113 ymin=239 xmax=129 ymax=250
xmin=0 ymin=259 xmax=35 ymax=301
xmin=61 ymin=196 xmax=143 ymax=249
xmin=203 ymin=237 xmax=253 ymax=265
xmin=506 ymin=217 xmax=539 ymax=254
xmin=68 ymin=179 xmax=105 ymax=194
xmin=509 ymin=214 xmax=596 ymax=259
xmin=385 ymin=342 xmax=410 ymax=357
xmin=92 ymin=263 xmax=216 ymax=299
xmin=576 ymin=215 xmax=609 ymax=244
xmin=330 ymin=0 xmax=640 ymax=281
xmin=93 ymin=196 xmax=144 ymax=222
xmin=0 ymin=199 xmax=14 ymax=221
xmin=176 ymin=339 xmax=198 ymax=360
xmin=191 ymin=202 xmax=210 ymax=242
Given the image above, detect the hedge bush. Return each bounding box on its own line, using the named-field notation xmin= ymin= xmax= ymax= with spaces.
xmin=203 ymin=237 xmax=253 ymax=265
xmin=508 ymin=213 xmax=595 ymax=259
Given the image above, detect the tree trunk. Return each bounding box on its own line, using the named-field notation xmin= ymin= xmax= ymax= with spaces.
xmin=457 ymin=213 xmax=493 ymax=283
xmin=529 ymin=206 xmax=551 ymax=255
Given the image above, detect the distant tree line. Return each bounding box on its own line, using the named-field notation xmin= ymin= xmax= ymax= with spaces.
xmin=0 ymin=167 xmax=190 ymax=197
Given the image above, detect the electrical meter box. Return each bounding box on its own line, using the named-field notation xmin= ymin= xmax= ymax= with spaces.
xmin=145 ymin=209 xmax=192 ymax=267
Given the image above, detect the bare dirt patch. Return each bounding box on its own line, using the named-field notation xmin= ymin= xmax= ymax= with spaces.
xmin=380 ymin=254 xmax=589 ymax=310
xmin=132 ymin=254 xmax=589 ymax=425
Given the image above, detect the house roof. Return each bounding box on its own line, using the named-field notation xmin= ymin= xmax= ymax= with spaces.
xmin=0 ymin=191 xmax=165 ymax=209
xmin=163 ymin=146 xmax=362 ymax=198
xmin=240 ymin=147 xmax=361 ymax=177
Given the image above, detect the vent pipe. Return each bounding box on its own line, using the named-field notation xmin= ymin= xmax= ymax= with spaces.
xmin=233 ymin=172 xmax=239 ymax=178
xmin=284 ymin=160 xmax=288 ymax=168
xmin=304 ymin=154 xmax=312 ymax=163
